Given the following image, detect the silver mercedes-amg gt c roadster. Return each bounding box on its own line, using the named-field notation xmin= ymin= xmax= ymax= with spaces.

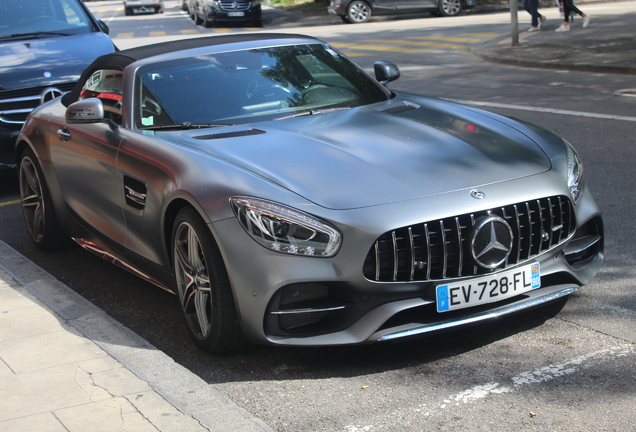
xmin=16 ymin=34 xmax=603 ymax=353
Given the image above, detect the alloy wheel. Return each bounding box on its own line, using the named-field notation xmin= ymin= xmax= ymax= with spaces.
xmin=348 ymin=1 xmax=371 ymax=23
xmin=440 ymin=0 xmax=461 ymax=16
xmin=174 ymin=221 xmax=212 ymax=339
xmin=19 ymin=156 xmax=45 ymax=244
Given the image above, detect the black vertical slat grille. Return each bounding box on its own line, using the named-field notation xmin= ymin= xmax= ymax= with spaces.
xmin=219 ymin=1 xmax=251 ymax=11
xmin=363 ymin=195 xmax=575 ymax=282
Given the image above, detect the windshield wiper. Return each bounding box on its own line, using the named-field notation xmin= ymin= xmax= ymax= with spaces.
xmin=274 ymin=110 xmax=315 ymax=120
xmin=274 ymin=107 xmax=351 ymax=121
xmin=140 ymin=122 xmax=234 ymax=131
xmin=0 ymin=31 xmax=72 ymax=40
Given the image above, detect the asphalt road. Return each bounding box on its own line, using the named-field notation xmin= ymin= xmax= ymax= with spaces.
xmin=1 ymin=2 xmax=635 ymax=431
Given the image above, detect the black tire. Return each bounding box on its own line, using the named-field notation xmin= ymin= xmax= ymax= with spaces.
xmin=346 ymin=1 xmax=371 ymax=23
xmin=172 ymin=207 xmax=246 ymax=354
xmin=18 ymin=148 xmax=66 ymax=251
xmin=437 ymin=0 xmax=462 ymax=17
xmin=125 ymin=8 xmax=132 ymax=16
xmin=193 ymin=9 xmax=203 ymax=25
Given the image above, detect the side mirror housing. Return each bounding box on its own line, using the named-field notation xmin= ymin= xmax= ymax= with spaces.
xmin=66 ymin=98 xmax=118 ymax=130
xmin=66 ymin=98 xmax=105 ymax=124
xmin=374 ymin=61 xmax=400 ymax=87
xmin=98 ymin=19 xmax=110 ymax=35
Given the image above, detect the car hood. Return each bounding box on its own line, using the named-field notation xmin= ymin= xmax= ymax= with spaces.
xmin=0 ymin=33 xmax=115 ymax=90
xmin=164 ymin=97 xmax=554 ymax=210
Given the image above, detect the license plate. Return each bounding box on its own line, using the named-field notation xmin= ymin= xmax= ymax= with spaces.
xmin=436 ymin=263 xmax=540 ymax=313
xmin=228 ymin=12 xmax=245 ymax=17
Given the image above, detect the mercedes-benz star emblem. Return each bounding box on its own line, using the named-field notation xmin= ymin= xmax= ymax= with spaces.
xmin=471 ymin=215 xmax=514 ymax=269
xmin=470 ymin=189 xmax=486 ymax=200
xmin=40 ymin=87 xmax=63 ymax=104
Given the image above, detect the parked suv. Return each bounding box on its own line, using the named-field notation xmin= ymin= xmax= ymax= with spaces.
xmin=124 ymin=0 xmax=164 ymax=15
xmin=190 ymin=0 xmax=262 ymax=28
xmin=328 ymin=0 xmax=475 ymax=23
xmin=0 ymin=0 xmax=116 ymax=170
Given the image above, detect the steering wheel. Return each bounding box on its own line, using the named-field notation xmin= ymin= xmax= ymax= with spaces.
xmin=301 ymin=85 xmax=330 ymax=105
xmin=248 ymin=83 xmax=291 ymax=102
xmin=25 ymin=15 xmax=56 ymax=25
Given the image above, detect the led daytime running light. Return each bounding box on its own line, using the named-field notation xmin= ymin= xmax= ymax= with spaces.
xmin=565 ymin=142 xmax=584 ymax=204
xmin=231 ymin=197 xmax=342 ymax=257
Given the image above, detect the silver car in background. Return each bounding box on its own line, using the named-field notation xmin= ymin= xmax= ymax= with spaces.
xmin=16 ymin=34 xmax=603 ymax=354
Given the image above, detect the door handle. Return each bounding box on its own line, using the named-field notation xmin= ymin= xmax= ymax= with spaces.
xmin=57 ymin=128 xmax=71 ymax=142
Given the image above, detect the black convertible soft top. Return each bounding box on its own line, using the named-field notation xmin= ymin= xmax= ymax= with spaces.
xmin=63 ymin=33 xmax=312 ymax=106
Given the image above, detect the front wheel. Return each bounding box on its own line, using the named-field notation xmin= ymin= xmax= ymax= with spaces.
xmin=438 ymin=0 xmax=462 ymax=16
xmin=172 ymin=207 xmax=246 ymax=354
xmin=192 ymin=9 xmax=203 ymax=25
xmin=346 ymin=1 xmax=371 ymax=23
xmin=18 ymin=148 xmax=66 ymax=251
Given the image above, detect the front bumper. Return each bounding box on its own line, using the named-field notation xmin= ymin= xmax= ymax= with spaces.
xmin=0 ymin=129 xmax=19 ymax=170
xmin=212 ymin=179 xmax=604 ymax=347
xmin=206 ymin=5 xmax=261 ymax=23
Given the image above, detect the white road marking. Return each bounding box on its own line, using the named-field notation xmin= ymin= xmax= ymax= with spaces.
xmin=441 ymin=344 xmax=633 ymax=410
xmin=453 ymin=100 xmax=636 ymax=122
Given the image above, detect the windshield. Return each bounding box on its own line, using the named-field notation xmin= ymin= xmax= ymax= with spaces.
xmin=134 ymin=44 xmax=390 ymax=128
xmin=0 ymin=0 xmax=99 ymax=38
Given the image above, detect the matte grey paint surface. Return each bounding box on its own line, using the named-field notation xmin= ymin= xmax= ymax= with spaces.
xmin=16 ymin=35 xmax=604 ymax=350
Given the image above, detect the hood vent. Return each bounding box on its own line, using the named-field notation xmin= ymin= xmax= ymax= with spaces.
xmin=193 ymin=129 xmax=266 ymax=140
xmin=381 ymin=101 xmax=420 ymax=115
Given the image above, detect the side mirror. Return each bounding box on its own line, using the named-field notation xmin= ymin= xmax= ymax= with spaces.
xmin=374 ymin=61 xmax=400 ymax=87
xmin=66 ymin=98 xmax=118 ymax=130
xmin=66 ymin=98 xmax=105 ymax=124
xmin=98 ymin=19 xmax=110 ymax=35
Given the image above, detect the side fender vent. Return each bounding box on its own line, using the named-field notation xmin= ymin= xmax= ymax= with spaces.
xmin=193 ymin=129 xmax=266 ymax=140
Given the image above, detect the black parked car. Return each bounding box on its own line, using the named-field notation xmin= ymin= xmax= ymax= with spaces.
xmin=189 ymin=0 xmax=262 ymax=28
xmin=0 ymin=0 xmax=116 ymax=170
xmin=328 ymin=0 xmax=475 ymax=23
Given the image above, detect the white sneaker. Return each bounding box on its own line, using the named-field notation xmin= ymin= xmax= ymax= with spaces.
xmin=555 ymin=24 xmax=571 ymax=32
xmin=539 ymin=15 xmax=546 ymax=29
xmin=583 ymin=15 xmax=591 ymax=28
xmin=527 ymin=26 xmax=540 ymax=32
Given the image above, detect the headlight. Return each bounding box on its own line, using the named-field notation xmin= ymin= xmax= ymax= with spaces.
xmin=565 ymin=141 xmax=584 ymax=204
xmin=231 ymin=197 xmax=342 ymax=257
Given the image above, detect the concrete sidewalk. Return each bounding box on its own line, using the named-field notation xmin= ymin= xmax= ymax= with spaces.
xmin=0 ymin=241 xmax=273 ymax=432
xmin=470 ymin=5 xmax=636 ymax=75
